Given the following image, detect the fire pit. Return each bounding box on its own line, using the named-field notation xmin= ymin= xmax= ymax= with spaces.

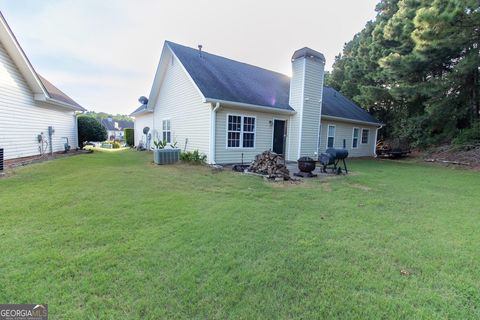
xmin=294 ymin=156 xmax=317 ymax=178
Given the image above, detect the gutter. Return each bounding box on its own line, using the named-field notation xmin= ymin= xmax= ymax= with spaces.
xmin=321 ymin=115 xmax=384 ymax=127
xmin=209 ymin=102 xmax=221 ymax=164
xmin=34 ymin=94 xmax=85 ymax=111
xmin=204 ymin=98 xmax=296 ymax=115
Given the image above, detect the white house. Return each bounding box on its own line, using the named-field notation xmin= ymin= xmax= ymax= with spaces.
xmin=0 ymin=12 xmax=85 ymax=161
xmin=131 ymin=41 xmax=383 ymax=164
xmin=101 ymin=118 xmax=134 ymax=141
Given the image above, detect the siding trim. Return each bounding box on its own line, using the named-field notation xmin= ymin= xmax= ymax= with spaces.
xmin=297 ymin=58 xmax=306 ymax=158
xmin=322 ymin=115 xmax=383 ymax=127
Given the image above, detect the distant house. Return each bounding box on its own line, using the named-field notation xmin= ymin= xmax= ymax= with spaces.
xmin=0 ymin=12 xmax=85 ymax=160
xmin=101 ymin=118 xmax=133 ymax=141
xmin=131 ymin=41 xmax=383 ymax=164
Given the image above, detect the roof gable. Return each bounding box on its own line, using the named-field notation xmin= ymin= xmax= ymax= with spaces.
xmin=166 ymin=41 xmax=293 ymax=111
xmin=0 ymin=11 xmax=84 ymax=111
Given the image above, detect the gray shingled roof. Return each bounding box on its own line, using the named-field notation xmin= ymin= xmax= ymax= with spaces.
xmin=130 ymin=104 xmax=148 ymax=116
xmin=163 ymin=41 xmax=381 ymax=124
xmin=38 ymin=75 xmax=85 ymax=111
xmin=322 ymin=87 xmax=381 ymax=124
xmin=167 ymin=41 xmax=293 ymax=111
xmin=101 ymin=119 xmax=134 ymax=131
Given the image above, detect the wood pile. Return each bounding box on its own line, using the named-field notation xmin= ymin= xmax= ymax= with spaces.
xmin=248 ymin=151 xmax=290 ymax=180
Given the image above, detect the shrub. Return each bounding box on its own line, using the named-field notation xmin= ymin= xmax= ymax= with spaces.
xmin=124 ymin=128 xmax=134 ymax=146
xmin=452 ymin=122 xmax=480 ymax=146
xmin=180 ymin=150 xmax=207 ymax=164
xmin=78 ymin=116 xmax=107 ymax=148
xmin=109 ymin=141 xmax=121 ymax=149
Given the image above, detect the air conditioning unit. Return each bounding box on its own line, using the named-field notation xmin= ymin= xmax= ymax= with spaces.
xmin=0 ymin=148 xmax=4 ymax=171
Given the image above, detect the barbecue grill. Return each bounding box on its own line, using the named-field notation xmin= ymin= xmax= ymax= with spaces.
xmin=319 ymin=148 xmax=348 ymax=174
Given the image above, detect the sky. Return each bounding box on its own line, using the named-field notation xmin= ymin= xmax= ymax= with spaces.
xmin=0 ymin=0 xmax=379 ymax=115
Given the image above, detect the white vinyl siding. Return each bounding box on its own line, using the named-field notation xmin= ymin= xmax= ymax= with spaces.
xmin=152 ymin=51 xmax=210 ymax=159
xmin=298 ymin=58 xmax=323 ymax=158
xmin=286 ymin=58 xmax=304 ymax=161
xmin=133 ymin=113 xmax=153 ymax=147
xmin=319 ymin=119 xmax=377 ymax=157
xmin=0 ymin=42 xmax=78 ymax=160
xmin=352 ymin=127 xmax=359 ymax=149
xmin=215 ymin=107 xmax=288 ymax=164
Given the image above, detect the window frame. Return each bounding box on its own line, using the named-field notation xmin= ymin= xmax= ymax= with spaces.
xmin=226 ymin=114 xmax=256 ymax=149
xmin=352 ymin=127 xmax=360 ymax=149
xmin=327 ymin=124 xmax=336 ymax=149
xmin=162 ymin=119 xmax=171 ymax=143
xmin=361 ymin=128 xmax=369 ymax=144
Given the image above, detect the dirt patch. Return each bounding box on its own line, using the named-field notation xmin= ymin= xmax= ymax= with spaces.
xmin=421 ymin=144 xmax=480 ymax=170
xmin=350 ymin=183 xmax=371 ymax=191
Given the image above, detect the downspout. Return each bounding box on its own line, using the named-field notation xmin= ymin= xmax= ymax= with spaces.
xmin=210 ymin=102 xmax=220 ymax=164
xmin=373 ymin=124 xmax=384 ymax=157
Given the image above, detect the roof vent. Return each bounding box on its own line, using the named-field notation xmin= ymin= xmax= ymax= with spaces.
xmin=198 ymin=44 xmax=203 ymax=57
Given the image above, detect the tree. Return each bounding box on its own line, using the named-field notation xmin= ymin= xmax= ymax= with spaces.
xmin=77 ymin=116 xmax=107 ymax=148
xmin=328 ymin=0 xmax=480 ymax=147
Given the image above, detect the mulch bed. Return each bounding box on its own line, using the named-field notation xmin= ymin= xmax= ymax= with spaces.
xmin=3 ymin=149 xmax=92 ymax=170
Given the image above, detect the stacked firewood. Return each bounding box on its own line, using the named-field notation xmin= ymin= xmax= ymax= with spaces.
xmin=248 ymin=151 xmax=290 ymax=180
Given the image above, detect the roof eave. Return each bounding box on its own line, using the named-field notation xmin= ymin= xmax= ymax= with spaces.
xmin=34 ymin=94 xmax=85 ymax=111
xmin=321 ymin=115 xmax=384 ymax=127
xmin=205 ymin=98 xmax=296 ymax=115
xmin=130 ymin=109 xmax=153 ymax=117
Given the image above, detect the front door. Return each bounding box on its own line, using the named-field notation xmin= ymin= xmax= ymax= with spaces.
xmin=273 ymin=120 xmax=286 ymax=155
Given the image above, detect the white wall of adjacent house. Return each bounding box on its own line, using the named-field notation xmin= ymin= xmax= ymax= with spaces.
xmin=318 ymin=119 xmax=377 ymax=157
xmin=214 ymin=106 xmax=289 ymax=164
xmin=0 ymin=42 xmax=78 ymax=160
xmin=151 ymin=51 xmax=210 ymax=158
xmin=133 ymin=113 xmax=153 ymax=146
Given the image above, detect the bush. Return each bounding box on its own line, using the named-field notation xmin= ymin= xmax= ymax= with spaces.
xmin=180 ymin=150 xmax=207 ymax=164
xmin=78 ymin=116 xmax=107 ymax=148
xmin=453 ymin=122 xmax=480 ymax=146
xmin=124 ymin=128 xmax=134 ymax=146
xmin=107 ymin=141 xmax=121 ymax=149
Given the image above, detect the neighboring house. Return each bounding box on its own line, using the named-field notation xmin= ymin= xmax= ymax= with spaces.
xmin=0 ymin=12 xmax=85 ymax=160
xmin=101 ymin=118 xmax=134 ymax=141
xmin=131 ymin=41 xmax=383 ymax=164
xmin=130 ymin=104 xmax=153 ymax=147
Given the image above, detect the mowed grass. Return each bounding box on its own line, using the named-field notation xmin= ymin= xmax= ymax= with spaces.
xmin=0 ymin=150 xmax=479 ymax=319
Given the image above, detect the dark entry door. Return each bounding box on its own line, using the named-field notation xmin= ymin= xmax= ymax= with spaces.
xmin=273 ymin=120 xmax=286 ymax=155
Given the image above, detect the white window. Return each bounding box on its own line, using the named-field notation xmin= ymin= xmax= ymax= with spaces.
xmin=361 ymin=129 xmax=369 ymax=144
xmin=227 ymin=115 xmax=255 ymax=148
xmin=162 ymin=119 xmax=171 ymax=143
xmin=352 ymin=127 xmax=359 ymax=149
xmin=327 ymin=125 xmax=335 ymax=148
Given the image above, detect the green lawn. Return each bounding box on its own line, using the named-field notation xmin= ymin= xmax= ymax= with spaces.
xmin=1 ymin=150 xmax=479 ymax=319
